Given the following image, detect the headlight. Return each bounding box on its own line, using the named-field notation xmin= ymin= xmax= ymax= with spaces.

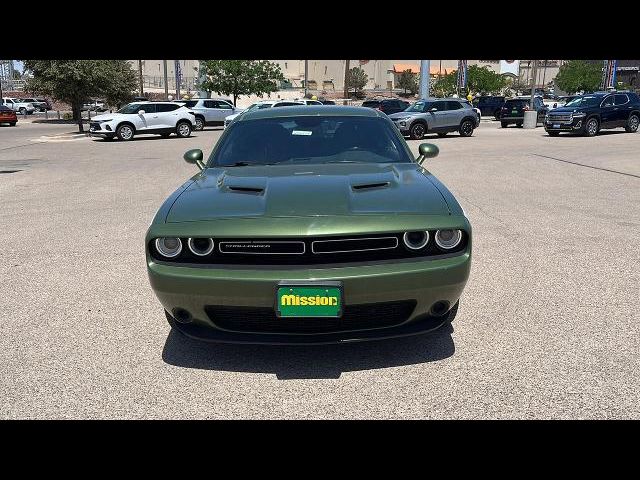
xmin=571 ymin=112 xmax=586 ymax=118
xmin=188 ymin=237 xmax=214 ymax=256
xmin=403 ymin=231 xmax=429 ymax=250
xmin=435 ymin=229 xmax=462 ymax=250
xmin=155 ymin=237 xmax=182 ymax=258
xmin=96 ymin=119 xmax=112 ymax=123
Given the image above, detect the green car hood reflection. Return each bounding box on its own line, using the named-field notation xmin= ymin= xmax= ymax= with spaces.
xmin=165 ymin=163 xmax=451 ymax=223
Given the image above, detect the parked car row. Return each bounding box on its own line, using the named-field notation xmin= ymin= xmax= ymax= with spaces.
xmin=1 ymin=97 xmax=52 ymax=113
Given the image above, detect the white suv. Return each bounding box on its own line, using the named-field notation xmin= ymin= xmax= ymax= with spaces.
xmin=89 ymin=102 xmax=196 ymax=141
xmin=175 ymin=98 xmax=244 ymax=130
xmin=223 ymin=100 xmax=305 ymax=128
xmin=1 ymin=97 xmax=36 ymax=114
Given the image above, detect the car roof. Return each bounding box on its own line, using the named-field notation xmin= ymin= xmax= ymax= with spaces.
xmin=238 ymin=105 xmax=383 ymax=122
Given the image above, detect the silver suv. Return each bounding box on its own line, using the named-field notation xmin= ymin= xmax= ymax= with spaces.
xmin=174 ymin=99 xmax=243 ymax=130
xmin=388 ymin=97 xmax=478 ymax=139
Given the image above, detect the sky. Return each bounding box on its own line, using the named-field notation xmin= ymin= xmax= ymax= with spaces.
xmin=13 ymin=60 xmax=23 ymax=73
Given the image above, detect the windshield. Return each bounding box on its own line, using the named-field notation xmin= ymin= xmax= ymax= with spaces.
xmin=117 ymin=103 xmax=143 ymax=114
xmin=564 ymin=96 xmax=602 ymax=107
xmin=210 ymin=116 xmax=414 ymax=167
xmin=404 ymin=100 xmax=430 ymax=113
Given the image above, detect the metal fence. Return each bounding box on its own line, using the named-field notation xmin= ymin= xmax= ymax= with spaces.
xmin=142 ymin=75 xmax=198 ymax=91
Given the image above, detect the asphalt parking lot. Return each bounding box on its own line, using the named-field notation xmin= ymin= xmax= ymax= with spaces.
xmin=1 ymin=120 xmax=639 ymax=419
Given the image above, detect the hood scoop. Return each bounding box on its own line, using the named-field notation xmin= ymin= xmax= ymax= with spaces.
xmin=227 ymin=185 xmax=264 ymax=194
xmin=351 ymin=181 xmax=390 ymax=191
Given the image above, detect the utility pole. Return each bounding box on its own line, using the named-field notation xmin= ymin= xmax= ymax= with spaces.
xmin=138 ymin=60 xmax=144 ymax=97
xmin=175 ymin=60 xmax=181 ymax=100
xmin=163 ymin=60 xmax=169 ymax=100
xmin=304 ymin=59 xmax=308 ymax=98
xmin=530 ymin=59 xmax=538 ymax=109
xmin=419 ymin=60 xmax=430 ymax=99
xmin=343 ymin=60 xmax=350 ymax=105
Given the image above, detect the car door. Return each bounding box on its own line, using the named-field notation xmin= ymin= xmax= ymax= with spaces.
xmin=535 ymin=97 xmax=548 ymax=122
xmin=426 ymin=101 xmax=447 ymax=128
xmin=134 ymin=103 xmax=158 ymax=131
xmin=613 ymin=94 xmax=631 ymax=126
xmin=599 ymin=95 xmax=616 ymax=128
xmin=210 ymin=100 xmax=235 ymax=122
xmin=156 ymin=103 xmax=184 ymax=129
xmin=443 ymin=101 xmax=465 ymax=128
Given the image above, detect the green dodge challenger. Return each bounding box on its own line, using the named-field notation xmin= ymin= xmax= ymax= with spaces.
xmin=146 ymin=106 xmax=472 ymax=344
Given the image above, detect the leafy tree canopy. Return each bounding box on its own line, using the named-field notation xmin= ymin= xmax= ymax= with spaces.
xmin=398 ymin=69 xmax=419 ymax=95
xmin=22 ymin=60 xmax=138 ymax=131
xmin=346 ymin=67 xmax=368 ymax=95
xmin=554 ymin=60 xmax=602 ymax=94
xmin=198 ymin=60 xmax=285 ymax=106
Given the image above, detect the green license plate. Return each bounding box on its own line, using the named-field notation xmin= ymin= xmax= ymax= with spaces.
xmin=276 ymin=284 xmax=342 ymax=318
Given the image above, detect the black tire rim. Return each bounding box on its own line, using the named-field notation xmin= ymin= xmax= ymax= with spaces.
xmin=195 ymin=118 xmax=204 ymax=130
xmin=629 ymin=115 xmax=639 ymax=132
xmin=587 ymin=119 xmax=598 ymax=136
xmin=461 ymin=121 xmax=473 ymax=135
xmin=412 ymin=124 xmax=425 ymax=138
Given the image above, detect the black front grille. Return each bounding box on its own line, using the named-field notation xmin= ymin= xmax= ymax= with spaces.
xmin=149 ymin=231 xmax=468 ymax=266
xmin=205 ymin=300 xmax=417 ymax=334
xmin=90 ymin=122 xmax=101 ymax=130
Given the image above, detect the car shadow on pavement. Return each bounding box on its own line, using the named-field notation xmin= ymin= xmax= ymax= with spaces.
xmin=161 ymin=324 xmax=455 ymax=379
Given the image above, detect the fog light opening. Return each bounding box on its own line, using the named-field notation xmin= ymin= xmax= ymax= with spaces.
xmin=172 ymin=308 xmax=193 ymax=324
xmin=430 ymin=301 xmax=450 ymax=317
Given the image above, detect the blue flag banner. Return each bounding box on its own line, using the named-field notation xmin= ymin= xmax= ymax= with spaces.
xmin=602 ymin=60 xmax=617 ymax=89
xmin=457 ymin=60 xmax=468 ymax=91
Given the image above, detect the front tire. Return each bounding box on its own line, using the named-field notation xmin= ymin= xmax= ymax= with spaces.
xmin=9 ymin=122 xmax=16 ymax=127
xmin=625 ymin=113 xmax=639 ymax=133
xmin=584 ymin=117 xmax=599 ymax=137
xmin=194 ymin=116 xmax=205 ymax=131
xmin=116 ymin=123 xmax=135 ymax=141
xmin=409 ymin=122 xmax=426 ymax=140
xmin=501 ymin=121 xmax=508 ymax=128
xmin=494 ymin=109 xmax=501 ymax=120
xmin=18 ymin=107 xmax=26 ymax=114
xmin=176 ymin=121 xmax=192 ymax=138
xmin=459 ymin=119 xmax=474 ymax=137
xmin=516 ymin=121 xmax=523 ymax=128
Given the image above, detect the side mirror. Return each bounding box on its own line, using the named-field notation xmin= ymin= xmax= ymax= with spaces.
xmin=416 ymin=143 xmax=439 ymax=165
xmin=429 ymin=107 xmax=438 ymax=112
xmin=184 ymin=149 xmax=205 ymax=170
xmin=138 ymin=110 xmax=146 ymax=115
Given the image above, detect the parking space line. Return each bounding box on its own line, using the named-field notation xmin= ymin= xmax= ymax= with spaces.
xmin=532 ymin=153 xmax=640 ymax=179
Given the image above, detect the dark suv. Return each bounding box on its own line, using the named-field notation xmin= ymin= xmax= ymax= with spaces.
xmin=362 ymin=98 xmax=410 ymax=115
xmin=500 ymin=97 xmax=548 ymax=128
xmin=544 ymin=91 xmax=640 ymax=137
xmin=473 ymin=95 xmax=505 ymax=119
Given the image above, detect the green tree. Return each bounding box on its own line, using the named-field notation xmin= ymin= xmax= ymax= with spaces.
xmin=433 ymin=71 xmax=457 ymax=97
xmin=554 ymin=60 xmax=602 ymax=94
xmin=398 ymin=69 xmax=419 ymax=95
xmin=198 ymin=60 xmax=285 ymax=106
xmin=466 ymin=65 xmax=507 ymax=95
xmin=22 ymin=60 xmax=138 ymax=132
xmin=346 ymin=67 xmax=368 ymax=96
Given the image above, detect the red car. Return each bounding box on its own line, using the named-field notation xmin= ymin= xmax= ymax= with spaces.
xmin=0 ymin=105 xmax=17 ymax=126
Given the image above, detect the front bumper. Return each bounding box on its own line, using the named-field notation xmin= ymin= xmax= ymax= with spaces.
xmin=147 ymin=249 xmax=471 ymax=344
xmin=544 ymin=116 xmax=584 ymax=132
xmin=89 ymin=122 xmax=115 ymax=137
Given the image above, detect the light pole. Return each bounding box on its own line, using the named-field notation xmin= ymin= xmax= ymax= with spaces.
xmin=419 ymin=60 xmax=430 ymax=99
xmin=138 ymin=60 xmax=144 ymax=97
xmin=163 ymin=60 xmax=169 ymax=100
xmin=524 ymin=60 xmax=538 ymax=129
xmin=343 ymin=60 xmax=350 ymax=105
xmin=304 ymin=59 xmax=308 ymax=98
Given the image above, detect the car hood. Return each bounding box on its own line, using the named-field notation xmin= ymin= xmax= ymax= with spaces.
xmin=547 ymin=106 xmax=582 ymax=114
xmin=387 ymin=111 xmax=422 ymax=119
xmin=166 ymin=163 xmax=450 ymax=223
xmin=91 ymin=113 xmax=120 ymax=121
